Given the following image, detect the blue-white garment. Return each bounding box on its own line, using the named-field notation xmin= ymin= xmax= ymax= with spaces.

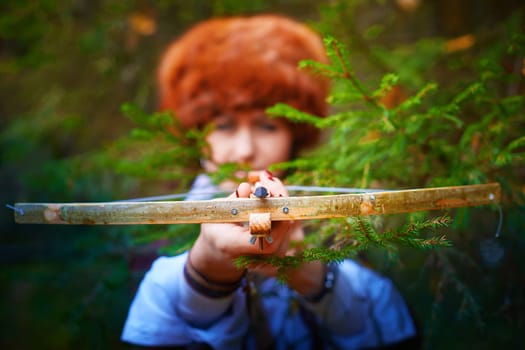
xmin=121 ymin=175 xmax=417 ymax=349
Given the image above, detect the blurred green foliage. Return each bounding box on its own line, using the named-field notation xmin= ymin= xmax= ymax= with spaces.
xmin=1 ymin=0 xmax=524 ymax=349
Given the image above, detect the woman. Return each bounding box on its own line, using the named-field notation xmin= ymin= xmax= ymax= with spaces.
xmin=121 ymin=14 xmax=420 ymax=350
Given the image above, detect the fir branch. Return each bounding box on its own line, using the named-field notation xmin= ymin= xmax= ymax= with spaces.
xmin=381 ymin=215 xmax=452 ymax=249
xmin=372 ymin=73 xmax=400 ymax=100
xmin=451 ymin=82 xmax=484 ymax=106
xmin=121 ymin=103 xmax=175 ymax=131
xmin=496 ymin=135 xmax=525 ymax=166
xmin=266 ymin=103 xmax=325 ymax=127
xmin=352 ymin=216 xmax=385 ymax=246
xmin=234 ymin=255 xmax=303 ymax=283
xmin=396 ymin=82 xmax=437 ymax=112
xmin=298 ymin=58 xmax=339 ymax=79
xmin=208 ymin=162 xmax=251 ymax=185
xmin=105 ymin=104 xmax=207 ymax=186
xmin=399 ymin=235 xmax=452 ymax=249
xmin=324 ymin=36 xmax=379 ymax=109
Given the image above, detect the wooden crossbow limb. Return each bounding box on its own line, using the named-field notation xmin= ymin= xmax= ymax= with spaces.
xmin=12 ymin=182 xmax=499 ymax=223
xmin=11 ymin=183 xmax=501 ymax=250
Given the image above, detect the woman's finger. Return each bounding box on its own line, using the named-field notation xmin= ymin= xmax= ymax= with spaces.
xmin=234 ymin=182 xmax=251 ymax=198
xmin=257 ymin=170 xmax=289 ymax=197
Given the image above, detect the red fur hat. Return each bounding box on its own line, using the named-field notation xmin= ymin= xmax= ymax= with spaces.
xmin=157 ymin=14 xmax=330 ymax=153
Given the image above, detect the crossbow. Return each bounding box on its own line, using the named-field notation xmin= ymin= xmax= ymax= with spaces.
xmin=11 ymin=182 xmax=501 ymax=250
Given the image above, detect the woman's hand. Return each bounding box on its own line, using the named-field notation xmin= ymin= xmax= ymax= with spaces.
xmin=189 ymin=170 xmax=325 ymax=297
xmin=189 ymin=170 xmax=295 ymax=283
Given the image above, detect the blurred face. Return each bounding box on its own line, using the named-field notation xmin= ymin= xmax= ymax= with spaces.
xmin=204 ymin=110 xmax=293 ymax=176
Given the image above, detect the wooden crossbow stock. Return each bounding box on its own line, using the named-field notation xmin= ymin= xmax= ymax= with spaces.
xmin=12 ymin=182 xmax=501 ymax=250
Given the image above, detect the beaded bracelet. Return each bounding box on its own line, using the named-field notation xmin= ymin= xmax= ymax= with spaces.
xmin=303 ymin=263 xmax=338 ymax=303
xmin=183 ymin=256 xmax=244 ymax=299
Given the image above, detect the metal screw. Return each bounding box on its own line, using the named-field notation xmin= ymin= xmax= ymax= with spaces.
xmin=489 ymin=193 xmax=494 ymax=201
xmin=231 ymin=208 xmax=238 ymax=215
xmin=283 ymin=207 xmax=289 ymax=214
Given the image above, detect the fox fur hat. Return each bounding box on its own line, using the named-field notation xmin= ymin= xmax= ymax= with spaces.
xmin=157 ymin=14 xmax=330 ymax=153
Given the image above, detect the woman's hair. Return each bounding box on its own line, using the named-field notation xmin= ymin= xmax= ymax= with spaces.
xmin=157 ymin=14 xmax=330 ymax=154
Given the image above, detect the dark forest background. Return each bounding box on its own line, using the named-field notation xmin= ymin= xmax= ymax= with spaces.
xmin=1 ymin=1 xmax=524 ymax=349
